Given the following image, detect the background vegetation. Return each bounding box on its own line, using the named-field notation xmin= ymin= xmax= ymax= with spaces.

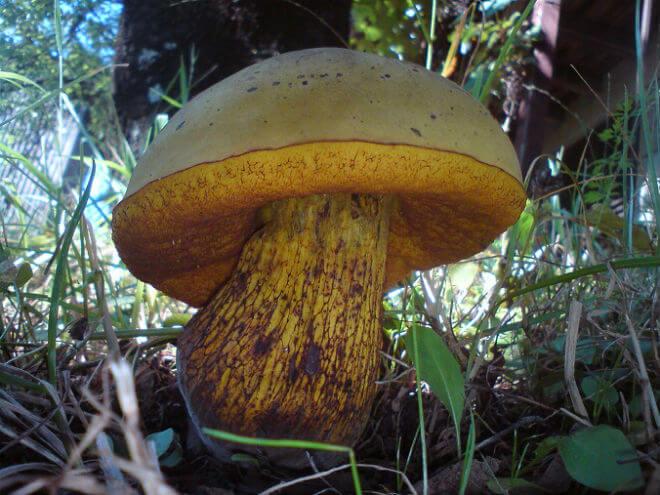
xmin=1 ymin=0 xmax=658 ymax=493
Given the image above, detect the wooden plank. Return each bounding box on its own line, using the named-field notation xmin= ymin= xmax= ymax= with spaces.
xmin=560 ymin=18 xmax=634 ymax=58
xmin=514 ymin=0 xmax=562 ymax=180
xmin=541 ymin=24 xmax=658 ymax=154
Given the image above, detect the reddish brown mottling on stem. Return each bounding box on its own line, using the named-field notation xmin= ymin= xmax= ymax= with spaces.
xmin=177 ymin=193 xmax=391 ymax=465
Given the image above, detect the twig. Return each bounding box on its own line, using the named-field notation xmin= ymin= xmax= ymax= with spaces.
xmin=9 ymin=470 xmax=107 ymax=495
xmin=64 ymin=411 xmax=111 ymax=471
xmin=96 ymin=432 xmax=131 ymax=494
xmin=606 ymin=264 xmax=660 ymax=430
xmin=474 ymin=416 xmax=545 ymax=452
xmin=110 ymin=360 xmax=177 ymax=495
xmin=282 ymin=1 xmax=349 ymax=48
xmin=260 ymin=463 xmax=418 ymax=495
xmin=624 ymin=313 xmax=660 ymax=430
xmin=559 ymin=408 xmax=593 ymax=428
xmin=564 ymin=300 xmax=590 ymax=421
xmin=82 ymin=218 xmax=120 ymax=358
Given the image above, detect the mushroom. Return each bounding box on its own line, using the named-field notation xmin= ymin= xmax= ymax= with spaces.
xmin=112 ymin=48 xmax=526 ymax=464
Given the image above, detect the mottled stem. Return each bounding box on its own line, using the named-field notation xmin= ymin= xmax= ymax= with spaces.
xmin=177 ymin=193 xmax=391 ymax=463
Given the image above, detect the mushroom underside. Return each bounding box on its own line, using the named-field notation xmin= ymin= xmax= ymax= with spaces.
xmin=112 ymin=141 xmax=527 ymax=307
xmin=176 ymin=192 xmax=392 ymax=465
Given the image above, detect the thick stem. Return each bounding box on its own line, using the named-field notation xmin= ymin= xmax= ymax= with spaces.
xmin=177 ymin=193 xmax=391 ymax=462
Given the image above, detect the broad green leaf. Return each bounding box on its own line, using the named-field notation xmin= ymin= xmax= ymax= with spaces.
xmin=581 ymin=376 xmax=619 ymax=409
xmin=405 ymin=326 xmax=465 ymax=438
xmin=160 ymin=442 xmax=183 ymax=467
xmin=558 ymin=425 xmax=643 ymax=492
xmin=14 ymin=263 xmax=33 ymax=288
xmin=147 ymin=428 xmax=183 ymax=468
xmin=549 ymin=335 xmax=597 ymax=365
xmin=146 ymin=428 xmax=174 ymax=458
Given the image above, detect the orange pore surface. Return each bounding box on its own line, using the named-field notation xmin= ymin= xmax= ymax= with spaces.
xmin=112 ymin=140 xmax=526 ymax=306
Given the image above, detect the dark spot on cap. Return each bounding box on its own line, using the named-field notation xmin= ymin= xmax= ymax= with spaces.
xmin=288 ymin=82 xmax=293 ymax=88
xmin=175 ymin=121 xmax=185 ymax=131
xmin=370 ymin=65 xmax=375 ymax=70
xmin=384 ymin=73 xmax=391 ymax=78
xmin=336 ymin=72 xmax=343 ymax=77
xmin=302 ymin=80 xmax=308 ymax=85
xmin=297 ymin=74 xmax=305 ymax=79
xmin=208 ymin=122 xmax=214 ymax=126
xmin=412 ymin=68 xmax=420 ymax=72
xmin=320 ymin=73 xmax=329 ymax=78
xmin=246 ymin=87 xmax=257 ymax=93
xmin=450 ymin=105 xmax=455 ymax=111
xmin=272 ymin=81 xmax=280 ymax=86
xmin=410 ymin=127 xmax=422 ymax=137
xmin=430 ymin=113 xmax=437 ymax=119
xmin=304 ymin=343 xmax=322 ymax=376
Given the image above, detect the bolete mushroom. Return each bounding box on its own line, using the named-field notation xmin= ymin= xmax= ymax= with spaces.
xmin=112 ymin=48 xmax=526 ymax=463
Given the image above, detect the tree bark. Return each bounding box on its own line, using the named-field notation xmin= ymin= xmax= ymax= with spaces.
xmin=113 ymin=0 xmax=351 ymax=148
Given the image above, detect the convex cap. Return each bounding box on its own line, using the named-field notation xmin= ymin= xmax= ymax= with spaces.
xmin=112 ymin=48 xmax=526 ymax=306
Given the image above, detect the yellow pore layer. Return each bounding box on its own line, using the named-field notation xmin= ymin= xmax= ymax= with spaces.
xmin=112 ymin=140 xmax=526 ymax=306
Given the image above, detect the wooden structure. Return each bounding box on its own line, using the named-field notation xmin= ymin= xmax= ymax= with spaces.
xmin=514 ymin=0 xmax=659 ymax=189
xmin=0 ymin=103 xmax=80 ymax=225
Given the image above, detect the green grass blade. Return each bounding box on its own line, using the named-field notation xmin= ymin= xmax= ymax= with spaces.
xmin=47 ymin=161 xmax=96 ymax=385
xmin=410 ymin=325 xmax=429 ymax=495
xmin=458 ymin=412 xmax=476 ymax=495
xmin=478 ymin=0 xmax=535 ymax=103
xmin=506 ymin=256 xmax=660 ymax=301
xmin=203 ymin=428 xmax=362 ymax=495
xmin=0 ymin=71 xmax=47 ymax=92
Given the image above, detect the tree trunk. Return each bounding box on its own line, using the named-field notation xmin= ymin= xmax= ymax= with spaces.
xmin=113 ymin=0 xmax=351 ymax=148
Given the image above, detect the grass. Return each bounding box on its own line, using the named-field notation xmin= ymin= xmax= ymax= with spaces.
xmin=203 ymin=428 xmax=364 ymax=495
xmin=1 ymin=0 xmax=659 ymax=493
